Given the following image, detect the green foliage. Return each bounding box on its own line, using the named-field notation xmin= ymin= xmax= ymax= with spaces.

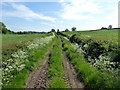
xmin=49 ymin=77 xmax=68 ymax=88
xmin=62 ymin=38 xmax=120 ymax=88
xmin=51 ymin=29 xmax=56 ymax=32
xmin=59 ymin=30 xmax=120 ymax=67
xmin=0 ymin=69 xmax=2 ymax=89
xmin=71 ymin=27 xmax=77 ymax=31
xmin=61 ymin=30 xmax=120 ymax=75
xmin=2 ymin=34 xmax=55 ymax=88
xmin=48 ymin=36 xmax=68 ymax=88
xmin=0 ymin=22 xmax=15 ymax=34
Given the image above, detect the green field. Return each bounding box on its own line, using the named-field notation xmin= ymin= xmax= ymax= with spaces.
xmin=63 ymin=29 xmax=118 ymax=42
xmin=2 ymin=34 xmax=51 ymax=49
xmin=1 ymin=30 xmax=120 ymax=88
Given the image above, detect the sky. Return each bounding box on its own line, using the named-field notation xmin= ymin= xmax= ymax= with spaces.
xmin=1 ymin=0 xmax=119 ymax=32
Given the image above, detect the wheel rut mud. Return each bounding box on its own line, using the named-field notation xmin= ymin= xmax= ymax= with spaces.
xmin=62 ymin=50 xmax=85 ymax=88
xmin=26 ymin=48 xmax=52 ymax=89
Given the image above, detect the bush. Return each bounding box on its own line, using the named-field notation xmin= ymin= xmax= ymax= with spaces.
xmin=62 ymin=38 xmax=120 ymax=88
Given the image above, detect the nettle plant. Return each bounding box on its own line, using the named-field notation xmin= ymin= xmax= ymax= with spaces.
xmin=2 ymin=34 xmax=55 ymax=86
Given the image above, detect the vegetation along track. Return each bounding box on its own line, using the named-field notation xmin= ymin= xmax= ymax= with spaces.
xmin=2 ymin=29 xmax=120 ymax=88
xmin=26 ymin=35 xmax=85 ymax=88
xmin=59 ymin=34 xmax=120 ymax=88
xmin=2 ymin=34 xmax=55 ymax=88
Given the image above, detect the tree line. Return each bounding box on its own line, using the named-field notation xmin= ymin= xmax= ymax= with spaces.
xmin=50 ymin=27 xmax=77 ymax=33
xmin=1 ymin=22 xmax=77 ymax=34
xmin=0 ymin=22 xmax=46 ymax=34
xmin=0 ymin=22 xmax=15 ymax=34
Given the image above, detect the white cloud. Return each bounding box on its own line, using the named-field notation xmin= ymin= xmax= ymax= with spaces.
xmin=3 ymin=3 xmax=56 ymax=22
xmin=104 ymin=0 xmax=118 ymax=28
xmin=6 ymin=25 xmax=40 ymax=31
xmin=93 ymin=0 xmax=119 ymax=3
xmin=106 ymin=6 xmax=118 ymax=28
xmin=2 ymin=0 xmax=61 ymax=2
xmin=60 ymin=0 xmax=102 ymax=20
xmin=61 ymin=13 xmax=93 ymax=20
xmin=41 ymin=22 xmax=60 ymax=27
xmin=59 ymin=20 xmax=64 ymax=23
xmin=107 ymin=11 xmax=118 ymax=19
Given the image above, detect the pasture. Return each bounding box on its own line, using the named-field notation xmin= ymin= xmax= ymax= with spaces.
xmin=63 ymin=29 xmax=118 ymax=42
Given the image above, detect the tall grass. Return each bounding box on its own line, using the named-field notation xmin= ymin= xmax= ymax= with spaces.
xmin=0 ymin=69 xmax=2 ymax=89
xmin=48 ymin=35 xmax=68 ymax=88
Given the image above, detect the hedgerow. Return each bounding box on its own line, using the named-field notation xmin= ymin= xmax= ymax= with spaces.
xmin=61 ymin=37 xmax=120 ymax=88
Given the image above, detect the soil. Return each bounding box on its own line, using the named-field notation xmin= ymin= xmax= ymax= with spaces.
xmin=62 ymin=50 xmax=85 ymax=88
xmin=26 ymin=48 xmax=52 ymax=89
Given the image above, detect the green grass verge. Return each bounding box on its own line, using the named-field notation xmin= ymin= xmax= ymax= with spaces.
xmin=48 ymin=35 xmax=68 ymax=88
xmin=0 ymin=69 xmax=2 ymax=89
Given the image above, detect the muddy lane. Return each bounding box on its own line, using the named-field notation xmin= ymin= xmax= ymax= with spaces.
xmin=26 ymin=49 xmax=52 ymax=89
xmin=62 ymin=50 xmax=84 ymax=88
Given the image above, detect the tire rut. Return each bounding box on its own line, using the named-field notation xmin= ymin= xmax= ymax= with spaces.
xmin=26 ymin=48 xmax=52 ymax=89
xmin=62 ymin=50 xmax=85 ymax=89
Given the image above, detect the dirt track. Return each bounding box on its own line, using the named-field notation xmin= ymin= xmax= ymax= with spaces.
xmin=62 ymin=50 xmax=84 ymax=88
xmin=26 ymin=46 xmax=84 ymax=89
xmin=26 ymin=49 xmax=52 ymax=89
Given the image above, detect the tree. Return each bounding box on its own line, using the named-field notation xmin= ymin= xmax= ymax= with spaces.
xmin=108 ymin=25 xmax=112 ymax=30
xmin=51 ymin=29 xmax=56 ymax=32
xmin=0 ymin=22 xmax=6 ymax=28
xmin=65 ymin=29 xmax=69 ymax=32
xmin=0 ymin=22 xmax=8 ymax=34
xmin=101 ymin=27 xmax=107 ymax=30
xmin=72 ymin=27 xmax=76 ymax=31
xmin=57 ymin=29 xmax=59 ymax=32
xmin=0 ymin=22 xmax=15 ymax=34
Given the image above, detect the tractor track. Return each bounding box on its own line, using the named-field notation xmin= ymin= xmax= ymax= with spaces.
xmin=26 ymin=48 xmax=52 ymax=89
xmin=26 ymin=43 xmax=85 ymax=89
xmin=62 ymin=50 xmax=85 ymax=89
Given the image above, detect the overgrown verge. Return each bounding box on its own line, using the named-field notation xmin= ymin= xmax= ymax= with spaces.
xmin=2 ymin=33 xmax=55 ymax=88
xmin=58 ymin=32 xmax=120 ymax=74
xmin=61 ymin=37 xmax=120 ymax=88
xmin=48 ymin=35 xmax=68 ymax=88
